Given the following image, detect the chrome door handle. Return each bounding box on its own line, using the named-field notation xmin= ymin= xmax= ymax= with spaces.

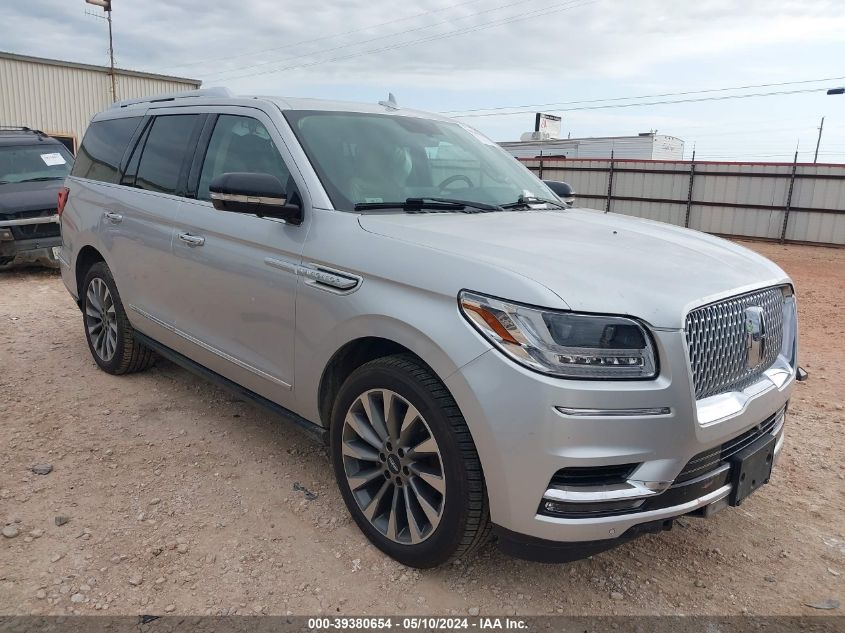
xmin=178 ymin=232 xmax=205 ymax=247
xmin=103 ymin=211 xmax=123 ymax=223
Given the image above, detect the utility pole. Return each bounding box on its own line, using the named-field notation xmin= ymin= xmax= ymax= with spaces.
xmin=107 ymin=4 xmax=116 ymax=102
xmin=85 ymin=0 xmax=117 ymax=102
xmin=813 ymin=116 xmax=824 ymax=163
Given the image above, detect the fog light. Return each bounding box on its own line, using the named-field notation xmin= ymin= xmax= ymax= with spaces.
xmin=0 ymin=228 xmax=13 ymax=241
xmin=542 ymin=498 xmax=645 ymax=517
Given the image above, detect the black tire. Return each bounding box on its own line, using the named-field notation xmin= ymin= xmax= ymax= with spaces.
xmin=330 ymin=353 xmax=491 ymax=568
xmin=81 ymin=261 xmax=154 ymax=375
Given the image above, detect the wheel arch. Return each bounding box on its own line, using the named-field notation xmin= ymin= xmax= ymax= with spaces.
xmin=317 ymin=337 xmax=421 ymax=430
xmin=307 ymin=309 xmax=488 ymax=431
xmin=74 ymin=245 xmax=106 ymax=307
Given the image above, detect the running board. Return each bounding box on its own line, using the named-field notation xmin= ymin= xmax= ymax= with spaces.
xmin=134 ymin=332 xmax=327 ymax=444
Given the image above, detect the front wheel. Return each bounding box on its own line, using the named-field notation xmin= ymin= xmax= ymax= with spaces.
xmin=330 ymin=354 xmax=490 ymax=568
xmin=81 ymin=261 xmax=154 ymax=375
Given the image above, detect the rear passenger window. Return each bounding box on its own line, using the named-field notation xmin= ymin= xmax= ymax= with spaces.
xmin=135 ymin=115 xmax=200 ymax=195
xmin=71 ymin=117 xmax=142 ymax=183
xmin=197 ymin=115 xmax=290 ymax=201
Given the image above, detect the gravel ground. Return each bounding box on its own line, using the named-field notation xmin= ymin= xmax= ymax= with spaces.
xmin=0 ymin=240 xmax=843 ymax=616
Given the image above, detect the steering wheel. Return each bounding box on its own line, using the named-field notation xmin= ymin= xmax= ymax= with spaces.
xmin=437 ymin=174 xmax=473 ymax=190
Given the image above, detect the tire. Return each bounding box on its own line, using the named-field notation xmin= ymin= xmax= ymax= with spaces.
xmin=81 ymin=261 xmax=154 ymax=375
xmin=330 ymin=353 xmax=491 ymax=568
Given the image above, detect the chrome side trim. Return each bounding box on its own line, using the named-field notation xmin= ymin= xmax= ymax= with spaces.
xmin=264 ymin=256 xmax=298 ymax=275
xmin=0 ymin=214 xmax=59 ymax=227
xmin=555 ymin=406 xmax=671 ymax=417
xmin=300 ymin=262 xmax=361 ymax=293
xmin=128 ymin=304 xmax=292 ymax=390
xmin=264 ymin=258 xmax=362 ymax=294
xmin=210 ymin=192 xmax=286 ymax=206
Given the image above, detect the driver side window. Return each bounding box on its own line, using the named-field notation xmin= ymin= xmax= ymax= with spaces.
xmin=197 ymin=115 xmax=290 ymax=201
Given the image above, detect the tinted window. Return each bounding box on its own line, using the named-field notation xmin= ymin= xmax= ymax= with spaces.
xmin=0 ymin=144 xmax=73 ymax=184
xmin=72 ymin=117 xmax=142 ymax=183
xmin=285 ymin=110 xmax=552 ymax=211
xmin=120 ymin=121 xmax=151 ymax=187
xmin=197 ymin=115 xmax=290 ymax=201
xmin=135 ymin=115 xmax=200 ymax=195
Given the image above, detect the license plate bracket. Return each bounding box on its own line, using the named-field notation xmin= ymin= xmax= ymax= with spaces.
xmin=729 ymin=433 xmax=776 ymax=506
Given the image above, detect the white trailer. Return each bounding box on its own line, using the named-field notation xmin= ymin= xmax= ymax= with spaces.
xmin=500 ymin=133 xmax=684 ymax=160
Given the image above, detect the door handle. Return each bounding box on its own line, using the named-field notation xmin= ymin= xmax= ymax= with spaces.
xmin=103 ymin=211 xmax=123 ymax=223
xmin=178 ymin=232 xmax=205 ymax=247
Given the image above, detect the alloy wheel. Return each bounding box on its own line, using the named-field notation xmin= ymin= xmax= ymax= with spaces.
xmin=341 ymin=389 xmax=446 ymax=544
xmin=85 ymin=277 xmax=118 ymax=362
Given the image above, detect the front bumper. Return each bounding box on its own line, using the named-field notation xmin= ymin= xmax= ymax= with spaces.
xmin=444 ymin=327 xmax=795 ymax=555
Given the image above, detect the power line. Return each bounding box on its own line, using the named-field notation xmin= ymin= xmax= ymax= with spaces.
xmin=451 ymin=87 xmax=833 ymax=117
xmin=169 ymin=0 xmax=490 ymax=70
xmin=210 ymin=0 xmax=600 ymax=82
xmin=203 ymin=0 xmax=552 ymax=80
xmin=444 ymin=75 xmax=845 ymax=115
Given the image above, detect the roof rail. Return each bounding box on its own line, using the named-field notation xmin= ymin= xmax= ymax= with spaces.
xmin=0 ymin=125 xmax=47 ymax=135
xmin=110 ymin=87 xmax=233 ymax=110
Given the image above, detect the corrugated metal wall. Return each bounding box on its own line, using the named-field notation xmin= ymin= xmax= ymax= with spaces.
xmin=0 ymin=55 xmax=199 ymax=151
xmin=525 ymin=158 xmax=845 ymax=246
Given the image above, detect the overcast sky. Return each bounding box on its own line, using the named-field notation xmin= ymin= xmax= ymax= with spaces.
xmin=4 ymin=0 xmax=845 ymax=161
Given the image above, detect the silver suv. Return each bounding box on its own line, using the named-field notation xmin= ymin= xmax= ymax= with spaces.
xmin=59 ymin=88 xmax=799 ymax=567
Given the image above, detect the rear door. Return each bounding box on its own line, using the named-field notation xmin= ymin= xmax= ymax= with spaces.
xmin=167 ymin=108 xmax=309 ymax=406
xmin=99 ymin=112 xmax=204 ymax=349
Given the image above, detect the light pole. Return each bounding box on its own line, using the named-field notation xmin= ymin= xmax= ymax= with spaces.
xmin=815 ymin=88 xmax=845 ymax=163
xmin=85 ymin=0 xmax=116 ymax=102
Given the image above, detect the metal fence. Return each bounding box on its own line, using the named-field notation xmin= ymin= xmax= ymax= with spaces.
xmin=522 ymin=157 xmax=845 ymax=246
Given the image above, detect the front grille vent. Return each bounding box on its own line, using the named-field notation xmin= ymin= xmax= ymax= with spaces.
xmin=675 ymin=409 xmax=783 ymax=483
xmin=685 ymin=286 xmax=785 ymax=399
xmin=550 ymin=463 xmax=638 ymax=487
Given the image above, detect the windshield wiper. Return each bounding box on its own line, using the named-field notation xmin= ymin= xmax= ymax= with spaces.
xmin=18 ymin=177 xmax=64 ymax=183
xmin=501 ymin=195 xmax=567 ymax=210
xmin=354 ymin=197 xmax=504 ymax=213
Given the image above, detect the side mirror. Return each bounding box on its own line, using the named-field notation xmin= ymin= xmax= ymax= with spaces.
xmin=543 ymin=180 xmax=576 ymax=207
xmin=209 ymin=172 xmax=303 ymax=225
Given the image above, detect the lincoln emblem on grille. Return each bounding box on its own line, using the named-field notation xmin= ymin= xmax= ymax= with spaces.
xmin=744 ymin=306 xmax=766 ymax=369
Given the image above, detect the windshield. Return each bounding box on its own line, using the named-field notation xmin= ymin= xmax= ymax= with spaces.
xmin=284 ymin=110 xmax=555 ymax=211
xmin=0 ymin=144 xmax=73 ymax=184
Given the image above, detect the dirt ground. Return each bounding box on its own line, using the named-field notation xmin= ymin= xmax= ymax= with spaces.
xmin=0 ymin=240 xmax=843 ymax=617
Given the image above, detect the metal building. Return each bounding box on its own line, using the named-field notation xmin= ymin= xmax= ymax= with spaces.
xmin=0 ymin=51 xmax=200 ymax=153
xmin=500 ymin=133 xmax=685 ymax=160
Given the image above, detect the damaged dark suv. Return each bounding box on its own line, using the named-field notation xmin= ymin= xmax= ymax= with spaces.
xmin=0 ymin=127 xmax=73 ymax=267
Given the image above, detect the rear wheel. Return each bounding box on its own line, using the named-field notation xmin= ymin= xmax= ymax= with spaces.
xmin=81 ymin=261 xmax=154 ymax=374
xmin=330 ymin=354 xmax=490 ymax=568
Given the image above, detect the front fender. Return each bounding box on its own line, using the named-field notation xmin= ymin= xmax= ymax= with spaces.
xmin=292 ymin=283 xmax=491 ymax=426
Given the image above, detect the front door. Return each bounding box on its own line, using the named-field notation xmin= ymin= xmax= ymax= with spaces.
xmin=167 ymin=111 xmax=308 ymax=405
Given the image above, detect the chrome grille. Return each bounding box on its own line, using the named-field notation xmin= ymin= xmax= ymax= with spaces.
xmin=685 ymin=286 xmax=785 ymax=399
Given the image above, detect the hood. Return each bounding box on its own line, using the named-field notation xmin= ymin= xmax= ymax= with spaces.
xmin=0 ymin=180 xmax=62 ymax=217
xmin=358 ymin=208 xmax=790 ymax=329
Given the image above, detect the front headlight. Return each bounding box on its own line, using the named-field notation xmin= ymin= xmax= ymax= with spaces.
xmin=459 ymin=291 xmax=657 ymax=379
